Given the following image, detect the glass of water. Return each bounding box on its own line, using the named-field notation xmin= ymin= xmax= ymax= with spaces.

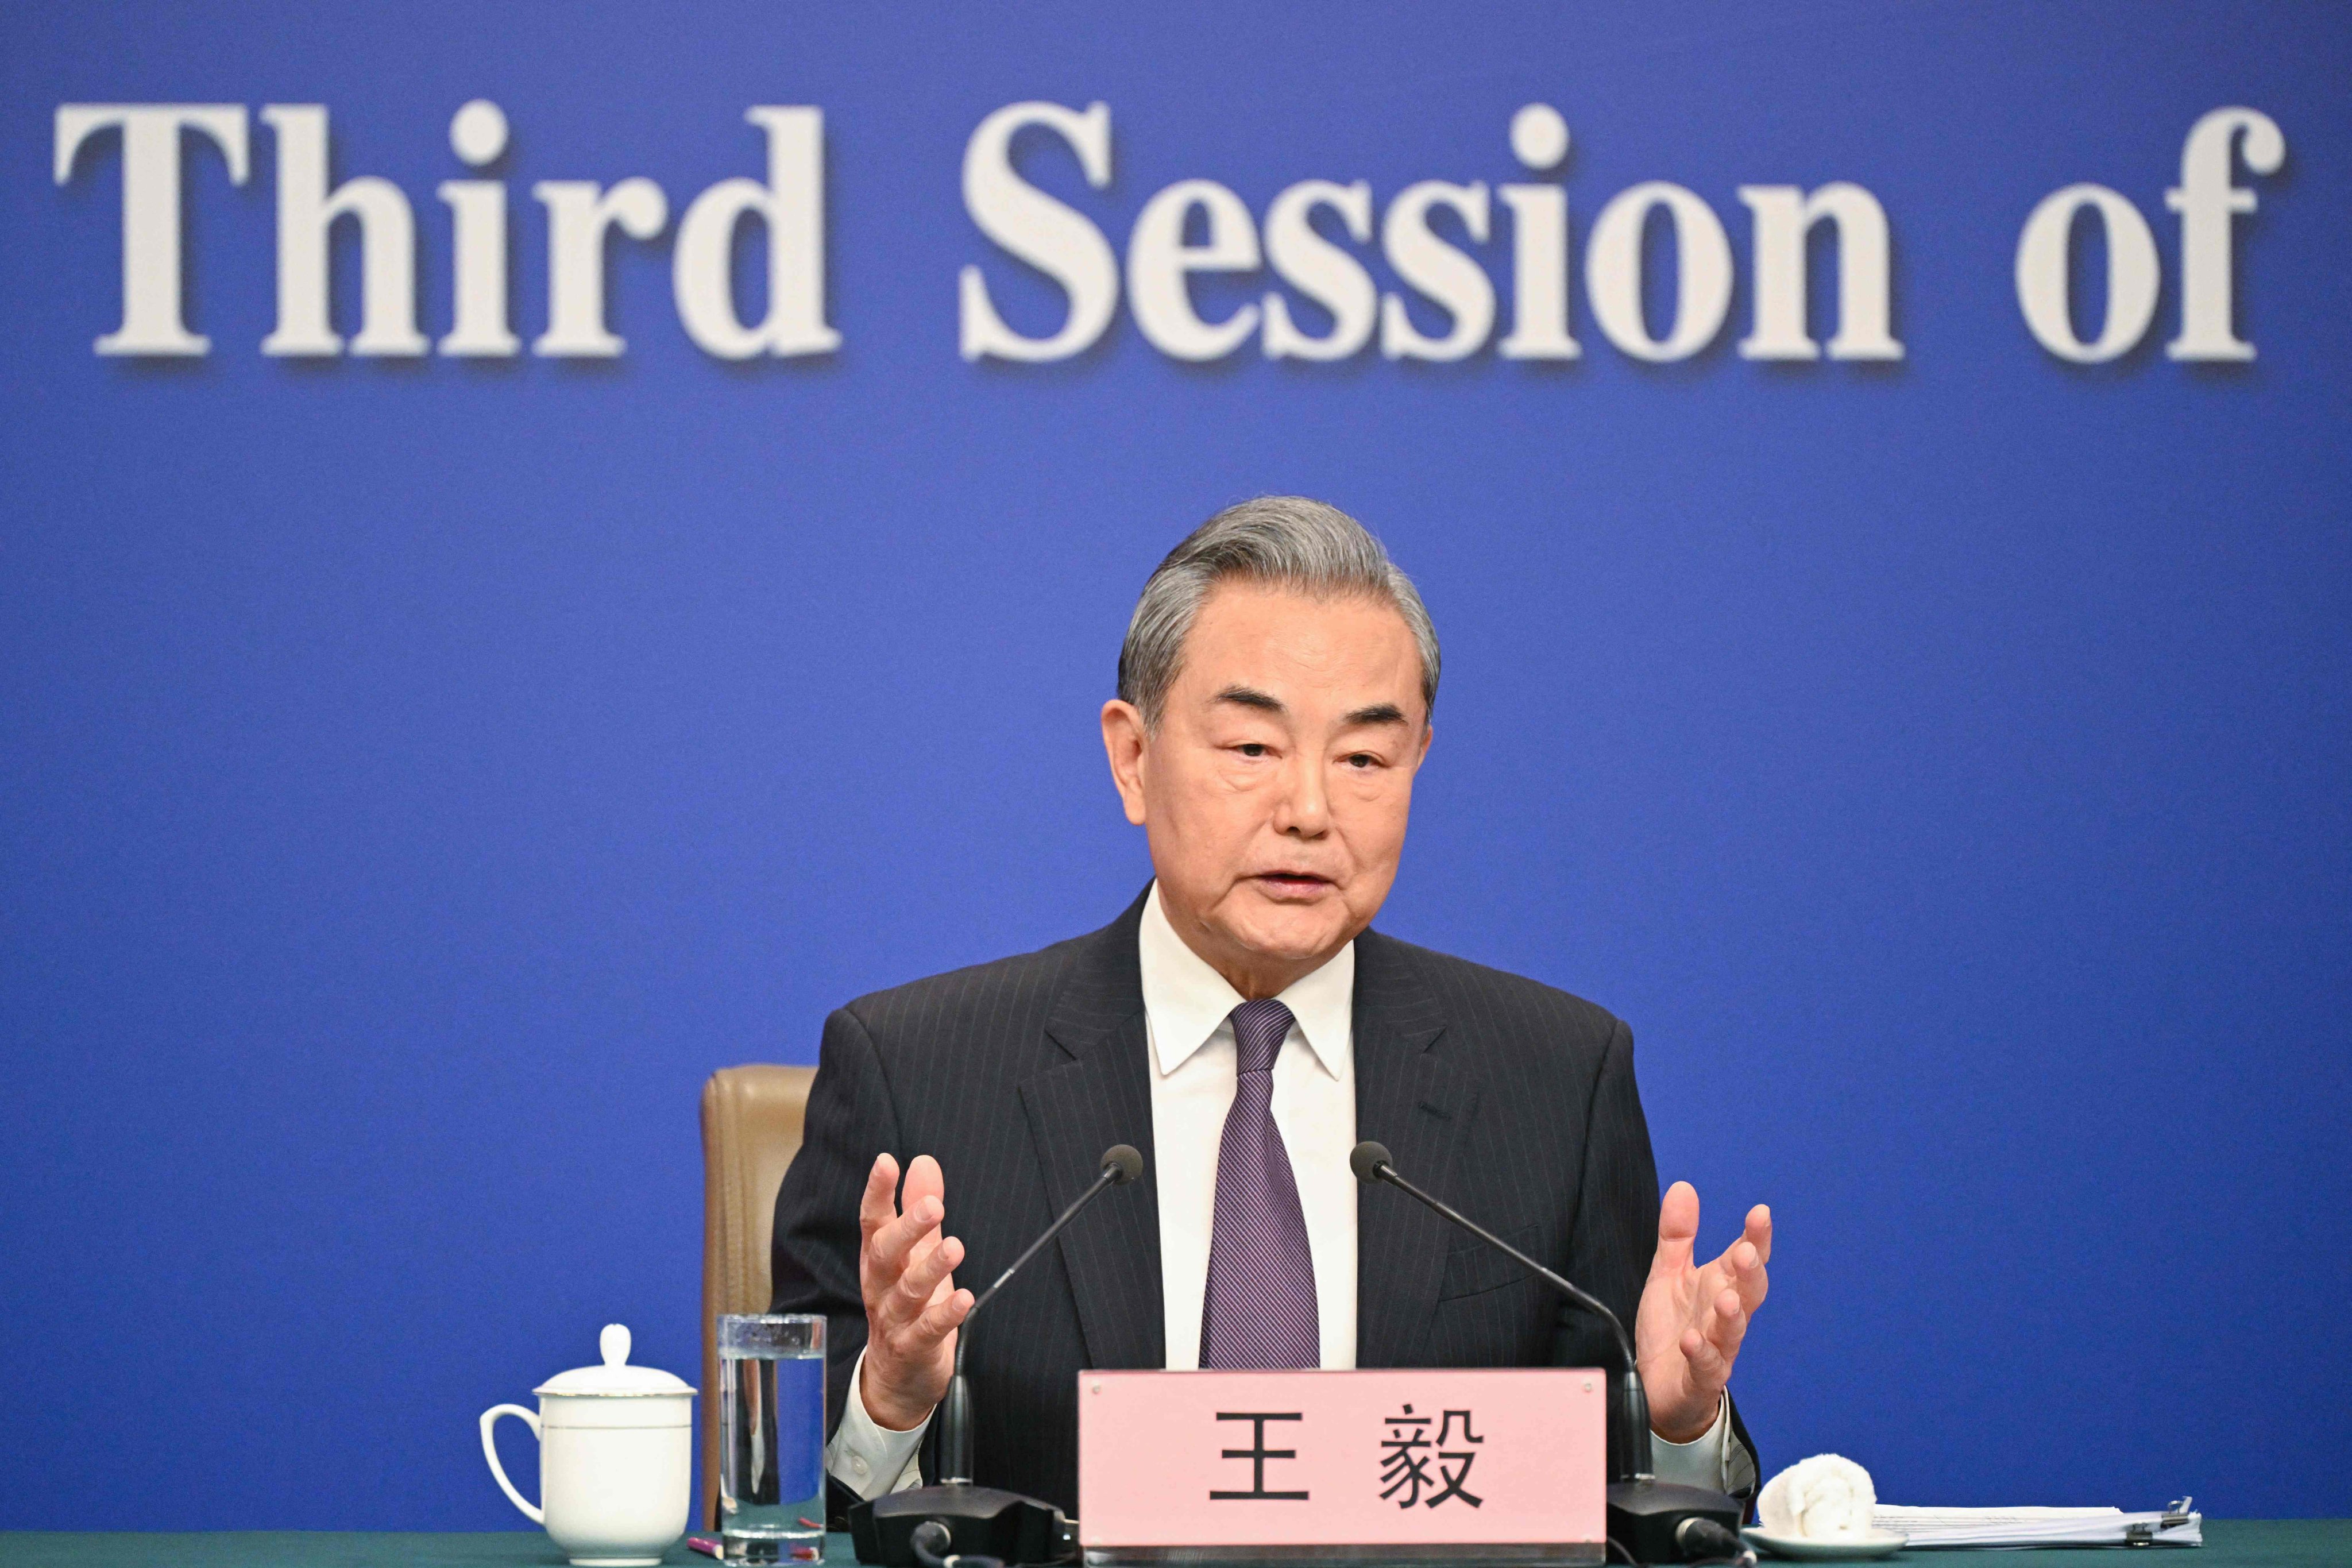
xmin=717 ymin=1313 xmax=827 ymax=1563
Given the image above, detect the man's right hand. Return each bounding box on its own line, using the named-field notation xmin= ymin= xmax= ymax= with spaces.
xmin=856 ymin=1151 xmax=972 ymax=1432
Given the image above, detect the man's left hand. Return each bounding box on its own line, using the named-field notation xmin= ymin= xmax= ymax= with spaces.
xmin=1635 ymin=1181 xmax=1771 ymax=1443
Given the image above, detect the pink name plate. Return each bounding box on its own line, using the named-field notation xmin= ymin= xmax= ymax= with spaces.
xmin=1077 ymin=1369 xmax=1605 ymax=1565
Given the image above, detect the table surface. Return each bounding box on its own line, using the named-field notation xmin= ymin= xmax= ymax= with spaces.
xmin=1 ymin=1526 xmax=2346 ymax=1568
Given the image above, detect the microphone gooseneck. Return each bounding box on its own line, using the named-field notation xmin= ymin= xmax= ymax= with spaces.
xmin=940 ymin=1143 xmax=1144 ymax=1484
xmin=1349 ymin=1140 xmax=1748 ymax=1563
xmin=1348 ymin=1141 xmax=1637 ymax=1373
xmin=848 ymin=1149 xmax=1140 ymax=1567
xmin=1348 ymin=1139 xmax=1650 ymax=1483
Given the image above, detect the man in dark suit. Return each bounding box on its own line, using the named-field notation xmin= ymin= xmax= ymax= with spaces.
xmin=771 ymin=497 xmax=1771 ymax=1516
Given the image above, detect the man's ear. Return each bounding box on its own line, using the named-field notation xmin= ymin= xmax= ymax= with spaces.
xmin=1100 ymin=700 xmax=1150 ymax=826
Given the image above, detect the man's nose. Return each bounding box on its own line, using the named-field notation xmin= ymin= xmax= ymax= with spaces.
xmin=1271 ymin=752 xmax=1331 ymax=838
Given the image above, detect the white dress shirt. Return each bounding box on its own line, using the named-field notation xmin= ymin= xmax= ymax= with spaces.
xmin=825 ymin=883 xmax=1732 ymax=1497
xmin=1140 ymin=880 xmax=1359 ymax=1371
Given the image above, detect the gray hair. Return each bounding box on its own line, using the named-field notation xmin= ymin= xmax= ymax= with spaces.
xmin=1117 ymin=496 xmax=1440 ymax=728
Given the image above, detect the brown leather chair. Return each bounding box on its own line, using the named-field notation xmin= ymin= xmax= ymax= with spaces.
xmin=700 ymin=1063 xmax=819 ymax=1529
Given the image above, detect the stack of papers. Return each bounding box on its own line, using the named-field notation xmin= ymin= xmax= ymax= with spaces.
xmin=1873 ymin=1501 xmax=2202 ymax=1548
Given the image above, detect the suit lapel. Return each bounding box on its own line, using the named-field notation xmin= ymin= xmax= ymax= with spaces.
xmin=1352 ymin=929 xmax=1474 ymax=1369
xmin=1017 ymin=890 xmax=1167 ymax=1370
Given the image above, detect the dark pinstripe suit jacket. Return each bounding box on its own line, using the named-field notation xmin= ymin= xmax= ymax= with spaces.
xmin=770 ymin=889 xmax=1758 ymax=1515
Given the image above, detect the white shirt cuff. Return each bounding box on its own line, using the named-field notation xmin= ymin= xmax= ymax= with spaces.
xmin=822 ymin=1347 xmax=933 ymax=1500
xmin=1647 ymin=1393 xmax=1732 ymax=1490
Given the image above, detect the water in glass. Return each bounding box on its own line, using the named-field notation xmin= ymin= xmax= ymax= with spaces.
xmin=717 ymin=1313 xmax=827 ymax=1563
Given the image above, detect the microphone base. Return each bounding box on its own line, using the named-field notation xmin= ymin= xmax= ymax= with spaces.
xmin=1605 ymin=1478 xmax=1743 ymax=1565
xmin=849 ymin=1481 xmax=1075 ymax=1566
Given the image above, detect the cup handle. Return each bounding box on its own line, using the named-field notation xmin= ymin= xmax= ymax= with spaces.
xmin=479 ymin=1403 xmax=545 ymax=1524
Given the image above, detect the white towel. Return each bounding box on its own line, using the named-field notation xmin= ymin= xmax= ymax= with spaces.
xmin=1758 ymin=1454 xmax=1878 ymax=1540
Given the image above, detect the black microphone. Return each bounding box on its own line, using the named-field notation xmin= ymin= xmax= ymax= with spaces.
xmin=939 ymin=1143 xmax=1143 ymax=1482
xmin=1349 ymin=1141 xmax=1744 ymax=1566
xmin=849 ymin=1144 xmax=1145 ymax=1568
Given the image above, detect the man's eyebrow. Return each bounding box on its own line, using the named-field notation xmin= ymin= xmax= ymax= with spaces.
xmin=1343 ymin=702 xmax=1410 ymax=727
xmin=1214 ymin=685 xmax=1285 ymax=713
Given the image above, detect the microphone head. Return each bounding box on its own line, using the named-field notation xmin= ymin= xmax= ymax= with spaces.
xmin=1101 ymin=1144 xmax=1145 ymax=1185
xmin=1350 ymin=1141 xmax=1394 ymax=1183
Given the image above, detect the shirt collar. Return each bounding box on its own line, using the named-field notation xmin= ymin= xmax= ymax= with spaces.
xmin=1138 ymin=880 xmax=1354 ymax=1081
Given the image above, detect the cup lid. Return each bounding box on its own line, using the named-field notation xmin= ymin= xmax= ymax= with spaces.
xmin=534 ymin=1324 xmax=697 ymax=1398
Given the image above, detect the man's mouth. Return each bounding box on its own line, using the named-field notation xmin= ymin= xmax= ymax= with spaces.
xmin=1253 ymin=871 xmax=1335 ymax=896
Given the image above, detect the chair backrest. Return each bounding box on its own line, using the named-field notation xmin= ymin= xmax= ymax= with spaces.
xmin=700 ymin=1063 xmax=818 ymax=1528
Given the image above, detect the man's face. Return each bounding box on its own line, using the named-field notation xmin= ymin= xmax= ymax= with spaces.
xmin=1102 ymin=580 xmax=1432 ymax=995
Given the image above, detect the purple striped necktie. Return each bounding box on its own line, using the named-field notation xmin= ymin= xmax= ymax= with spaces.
xmin=1199 ymin=997 xmax=1320 ymax=1370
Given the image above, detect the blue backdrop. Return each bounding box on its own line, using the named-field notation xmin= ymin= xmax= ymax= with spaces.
xmin=4 ymin=0 xmax=2347 ymax=1530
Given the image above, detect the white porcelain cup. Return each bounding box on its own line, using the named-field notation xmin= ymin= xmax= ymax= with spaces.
xmin=481 ymin=1324 xmax=695 ymax=1567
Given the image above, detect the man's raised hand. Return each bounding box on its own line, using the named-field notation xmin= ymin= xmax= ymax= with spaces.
xmin=1633 ymin=1180 xmax=1771 ymax=1444
xmin=856 ymin=1152 xmax=972 ymax=1432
